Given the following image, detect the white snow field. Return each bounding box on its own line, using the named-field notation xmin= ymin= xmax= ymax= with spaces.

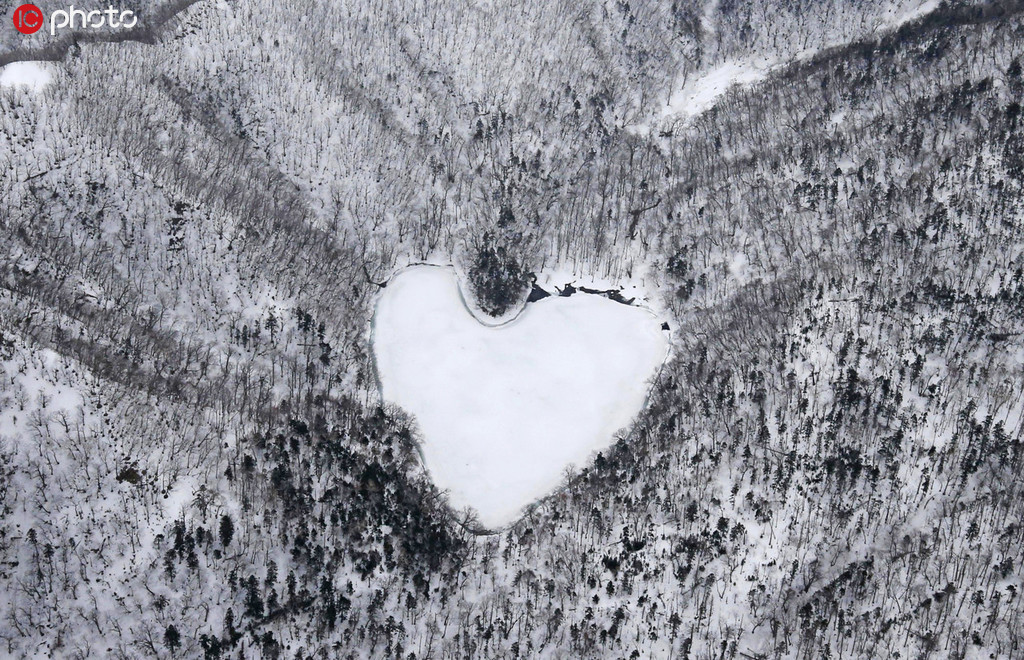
xmin=373 ymin=265 xmax=668 ymax=529
xmin=660 ymin=59 xmax=772 ymax=123
xmin=0 ymin=62 xmax=52 ymax=93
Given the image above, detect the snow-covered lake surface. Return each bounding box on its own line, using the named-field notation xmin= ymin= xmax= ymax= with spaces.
xmin=373 ymin=266 xmax=668 ymax=529
xmin=0 ymin=62 xmax=52 ymax=93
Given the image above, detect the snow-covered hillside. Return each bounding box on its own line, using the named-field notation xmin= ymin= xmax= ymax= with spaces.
xmin=2 ymin=0 xmax=1023 ymax=657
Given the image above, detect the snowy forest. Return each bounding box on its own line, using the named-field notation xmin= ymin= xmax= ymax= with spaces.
xmin=2 ymin=0 xmax=1024 ymax=657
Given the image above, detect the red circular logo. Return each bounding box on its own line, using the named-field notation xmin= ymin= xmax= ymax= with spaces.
xmin=13 ymin=4 xmax=44 ymax=34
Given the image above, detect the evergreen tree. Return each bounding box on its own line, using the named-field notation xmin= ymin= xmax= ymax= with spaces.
xmin=219 ymin=514 xmax=234 ymax=548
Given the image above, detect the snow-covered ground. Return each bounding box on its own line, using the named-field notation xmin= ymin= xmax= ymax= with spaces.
xmin=632 ymin=0 xmax=943 ymax=134
xmin=874 ymin=0 xmax=940 ymax=33
xmin=0 ymin=62 xmax=52 ymax=93
xmin=648 ymin=59 xmax=773 ymax=129
xmin=372 ymin=266 xmax=668 ymax=529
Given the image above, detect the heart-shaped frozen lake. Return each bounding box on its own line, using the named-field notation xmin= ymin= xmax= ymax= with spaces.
xmin=372 ymin=266 xmax=668 ymax=529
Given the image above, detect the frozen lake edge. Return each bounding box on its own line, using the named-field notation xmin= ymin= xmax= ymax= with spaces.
xmin=371 ymin=265 xmax=670 ymax=531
